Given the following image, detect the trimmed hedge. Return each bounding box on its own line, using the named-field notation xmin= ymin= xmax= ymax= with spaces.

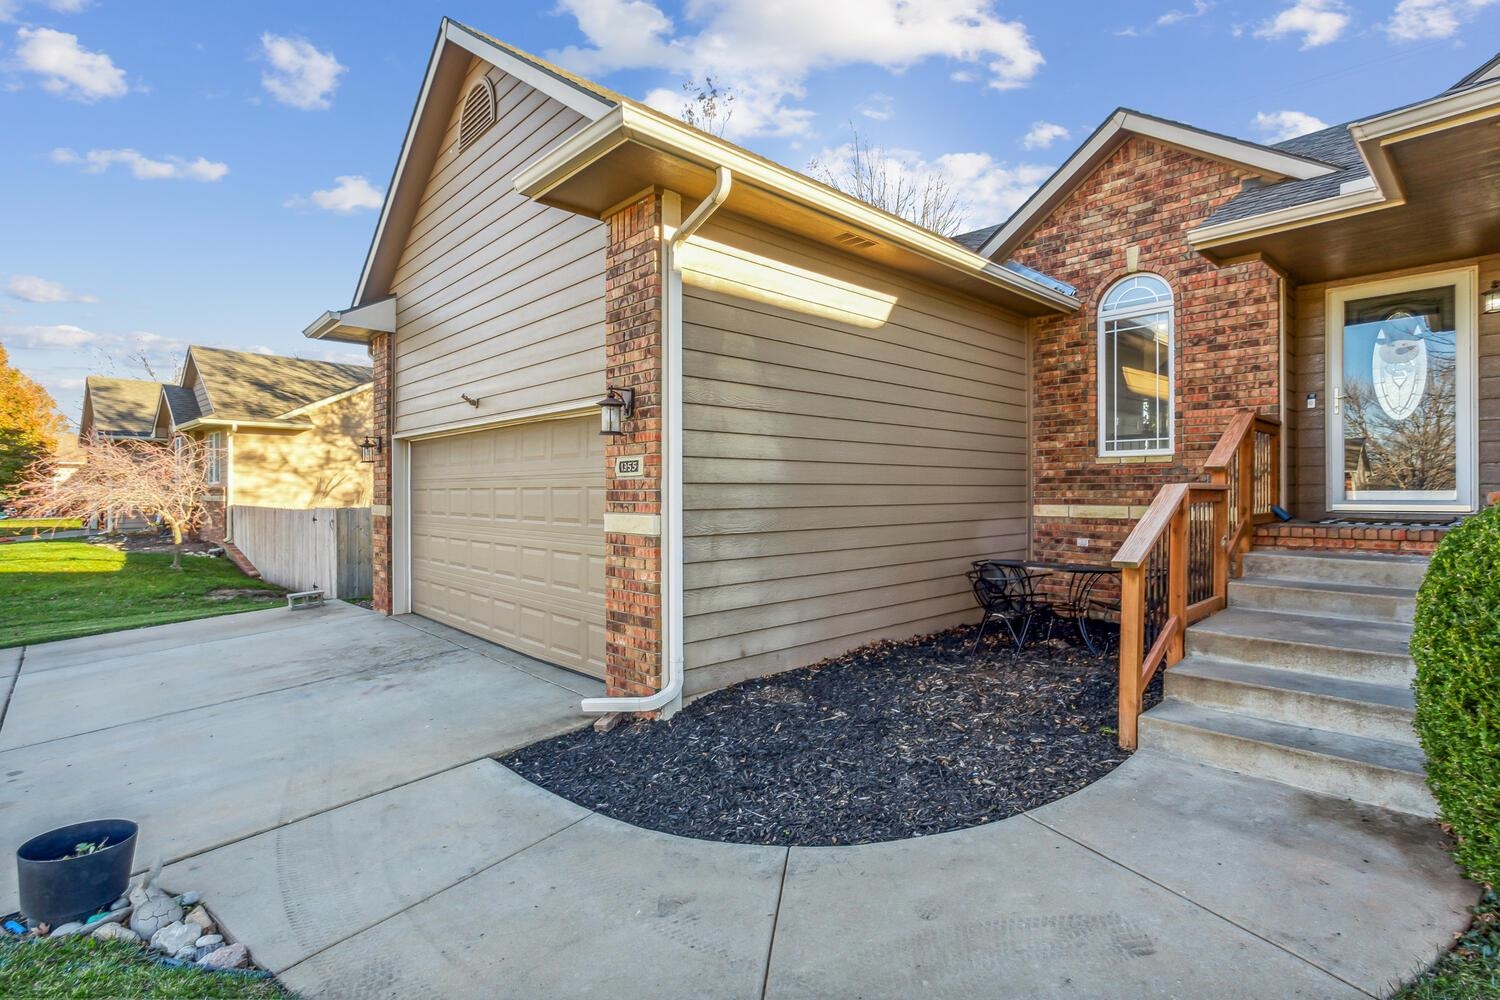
xmin=1412 ymin=504 xmax=1500 ymax=885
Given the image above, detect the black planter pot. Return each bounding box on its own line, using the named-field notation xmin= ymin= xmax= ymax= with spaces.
xmin=16 ymin=819 xmax=138 ymax=928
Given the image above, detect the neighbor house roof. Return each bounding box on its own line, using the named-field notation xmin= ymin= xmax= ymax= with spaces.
xmin=159 ymin=384 xmax=202 ymax=424
xmin=183 ymin=347 xmax=371 ymax=423
xmin=81 ymin=376 xmax=165 ymax=439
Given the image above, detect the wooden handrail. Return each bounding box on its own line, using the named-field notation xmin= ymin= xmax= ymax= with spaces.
xmin=1112 ymin=408 xmax=1280 ymax=749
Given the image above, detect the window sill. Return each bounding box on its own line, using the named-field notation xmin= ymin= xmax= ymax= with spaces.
xmin=1096 ymin=453 xmax=1175 ymax=465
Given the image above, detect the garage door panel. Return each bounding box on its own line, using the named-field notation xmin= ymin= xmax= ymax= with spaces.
xmin=410 ymin=416 xmax=606 ymax=677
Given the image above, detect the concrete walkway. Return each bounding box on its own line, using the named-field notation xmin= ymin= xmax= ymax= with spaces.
xmin=1 ymin=604 xmax=1478 ymax=998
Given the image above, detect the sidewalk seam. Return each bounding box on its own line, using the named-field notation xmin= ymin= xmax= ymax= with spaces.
xmin=0 ymin=647 xmax=24 ymax=738
xmin=273 ymin=812 xmax=593 ymax=977
xmin=759 ymin=847 xmax=791 ymax=1000
xmin=1022 ymin=813 xmax=1378 ymax=999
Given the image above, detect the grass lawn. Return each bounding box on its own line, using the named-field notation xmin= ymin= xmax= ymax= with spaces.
xmin=0 ymin=517 xmax=83 ymax=538
xmin=0 ymin=934 xmax=287 ymax=999
xmin=0 ymin=541 xmax=284 ymax=648
xmin=1396 ymin=890 xmax=1500 ymax=999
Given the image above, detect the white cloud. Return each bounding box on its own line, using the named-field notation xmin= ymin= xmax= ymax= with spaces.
xmin=810 ymin=141 xmax=1052 ymax=230
xmin=858 ymin=93 xmax=894 ymax=121
xmin=5 ymin=274 xmax=96 ymax=303
xmin=13 ymin=26 xmax=127 ymax=100
xmin=550 ymin=0 xmax=1044 ymax=138
xmin=1158 ymin=0 xmax=1213 ymax=25
xmin=0 ymin=323 xmax=100 ymax=349
xmin=0 ymin=0 xmax=90 ymax=22
xmin=1022 ymin=121 xmax=1070 ymax=150
xmin=52 ymin=147 xmax=229 ymax=182
xmin=1253 ymin=109 xmax=1329 ymax=141
xmin=286 ymin=174 xmax=384 ymax=213
xmin=1385 ymin=0 xmax=1498 ymax=39
xmin=1255 ymin=0 xmax=1351 ymax=47
xmin=259 ymin=33 xmax=345 ymax=110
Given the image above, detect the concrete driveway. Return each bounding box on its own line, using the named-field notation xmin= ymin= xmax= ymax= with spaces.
xmin=0 ymin=603 xmax=1479 ymax=998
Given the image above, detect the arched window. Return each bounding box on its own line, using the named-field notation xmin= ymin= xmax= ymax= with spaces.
xmin=458 ymin=79 xmax=497 ymax=151
xmin=1098 ymin=274 xmax=1174 ymax=456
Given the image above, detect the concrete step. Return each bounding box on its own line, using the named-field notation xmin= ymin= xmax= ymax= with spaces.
xmin=1164 ymin=656 xmax=1418 ymax=746
xmin=1240 ymin=550 xmax=1429 ymax=591
xmin=1137 ymin=699 xmax=1435 ymax=816
xmin=1228 ymin=575 xmax=1416 ymax=624
xmin=1186 ymin=607 xmax=1413 ymax=684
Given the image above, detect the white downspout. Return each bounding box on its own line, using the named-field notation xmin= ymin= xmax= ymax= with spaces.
xmin=581 ymin=167 xmax=732 ymax=717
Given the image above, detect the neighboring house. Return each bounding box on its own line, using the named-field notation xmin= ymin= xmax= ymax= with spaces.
xmin=303 ymin=17 xmax=1498 ymax=729
xmin=78 ymin=376 xmax=167 ymax=442
xmin=148 ymin=346 xmax=374 ymax=543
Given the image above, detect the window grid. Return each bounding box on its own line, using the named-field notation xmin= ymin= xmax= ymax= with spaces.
xmin=1098 ymin=275 xmax=1174 ymax=457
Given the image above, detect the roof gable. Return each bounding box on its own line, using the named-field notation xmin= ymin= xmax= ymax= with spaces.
xmin=80 ymin=377 xmax=164 ymax=438
xmin=185 ymin=347 xmax=372 ymax=421
xmin=975 ymin=109 xmax=1339 ymax=261
xmin=350 ymin=18 xmax=616 ymax=308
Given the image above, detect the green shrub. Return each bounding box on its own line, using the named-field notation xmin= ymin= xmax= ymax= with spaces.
xmin=1413 ymin=504 xmax=1500 ymax=885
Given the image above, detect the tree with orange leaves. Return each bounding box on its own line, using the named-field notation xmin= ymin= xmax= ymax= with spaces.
xmin=0 ymin=342 xmax=67 ymax=500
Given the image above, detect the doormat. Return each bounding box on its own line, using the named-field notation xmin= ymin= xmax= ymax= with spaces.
xmin=1312 ymin=518 xmax=1460 ymax=529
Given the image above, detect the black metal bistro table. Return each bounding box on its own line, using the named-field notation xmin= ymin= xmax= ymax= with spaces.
xmin=971 ymin=559 xmax=1121 ymax=655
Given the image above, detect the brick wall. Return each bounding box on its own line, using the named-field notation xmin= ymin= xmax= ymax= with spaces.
xmin=603 ymin=192 xmax=665 ymax=701
xmin=370 ymin=332 xmax=392 ymax=614
xmin=1011 ymin=135 xmax=1284 ymax=566
xmin=197 ymin=497 xmax=226 ymax=544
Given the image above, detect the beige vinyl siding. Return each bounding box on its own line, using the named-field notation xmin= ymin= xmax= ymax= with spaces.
xmin=231 ymin=390 xmax=373 ymax=508
xmin=680 ymin=213 xmax=1030 ymax=692
xmin=1291 ymin=254 xmax=1500 ymax=517
xmin=389 ymin=56 xmax=606 ymax=438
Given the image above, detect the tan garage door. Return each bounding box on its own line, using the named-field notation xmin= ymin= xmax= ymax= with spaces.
xmin=410 ymin=416 xmax=606 ymax=677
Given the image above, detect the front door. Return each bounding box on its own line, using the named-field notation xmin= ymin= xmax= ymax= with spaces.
xmin=1327 ymin=268 xmax=1475 ymax=513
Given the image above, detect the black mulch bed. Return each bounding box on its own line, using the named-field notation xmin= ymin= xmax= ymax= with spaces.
xmin=500 ymin=625 xmax=1163 ymax=847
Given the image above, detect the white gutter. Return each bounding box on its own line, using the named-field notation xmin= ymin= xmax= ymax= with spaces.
xmin=580 ymin=166 xmax=732 ymax=718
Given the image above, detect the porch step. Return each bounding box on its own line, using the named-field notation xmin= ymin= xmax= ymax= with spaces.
xmin=218 ymin=541 xmax=261 ymax=580
xmin=1164 ymin=655 xmax=1417 ymax=746
xmin=1186 ymin=607 xmax=1413 ymax=684
xmin=1137 ymin=700 xmax=1435 ymax=816
xmin=1227 ymin=575 xmax=1417 ymax=624
xmin=1240 ymin=549 xmax=1429 ymax=591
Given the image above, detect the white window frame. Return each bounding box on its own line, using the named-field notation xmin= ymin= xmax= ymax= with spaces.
xmin=1097 ymin=274 xmax=1175 ymax=458
xmin=204 ymin=431 xmax=222 ymax=485
xmin=1324 ymin=266 xmax=1476 ymax=514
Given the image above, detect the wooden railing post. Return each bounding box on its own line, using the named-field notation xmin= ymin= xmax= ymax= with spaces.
xmin=1167 ymin=495 xmax=1189 ymax=666
xmin=1210 ymin=487 xmax=1230 ymax=609
xmin=1118 ymin=564 xmax=1144 ymax=750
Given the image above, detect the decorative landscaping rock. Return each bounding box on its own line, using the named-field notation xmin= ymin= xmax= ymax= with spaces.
xmin=85 ymin=905 xmax=130 ymax=926
xmin=183 ymin=905 xmax=215 ymax=934
xmin=195 ymin=933 xmax=224 ymax=949
xmin=198 ymin=942 xmax=249 ymax=970
xmin=91 ymin=922 xmax=140 ymax=944
xmin=127 ymin=862 xmax=182 ymax=941
xmin=175 ymin=891 xmax=200 ymax=907
xmin=49 ymin=921 xmax=88 ymax=938
xmin=173 ymin=945 xmax=198 ymax=961
xmin=149 ymin=920 xmax=201 ymax=956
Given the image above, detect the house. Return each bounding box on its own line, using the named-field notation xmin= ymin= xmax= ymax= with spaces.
xmin=303 ymin=16 xmax=1496 ymax=795
xmin=78 ymin=376 xmax=168 ymax=442
xmin=147 ymin=346 xmax=374 ymax=544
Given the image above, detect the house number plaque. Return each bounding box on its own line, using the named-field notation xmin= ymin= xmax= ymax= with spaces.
xmin=614 ymin=455 xmax=645 ymax=478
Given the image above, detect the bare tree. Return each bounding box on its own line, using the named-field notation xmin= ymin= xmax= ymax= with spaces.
xmin=13 ymin=434 xmax=213 ymax=569
xmin=808 ymin=125 xmax=969 ymax=236
xmin=678 ymin=76 xmax=736 ymax=137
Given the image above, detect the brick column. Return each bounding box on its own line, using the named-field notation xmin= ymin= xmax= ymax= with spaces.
xmin=602 ymin=192 xmax=666 ymax=700
xmin=370 ymin=331 xmax=393 ymax=615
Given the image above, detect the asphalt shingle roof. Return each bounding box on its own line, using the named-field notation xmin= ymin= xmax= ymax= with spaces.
xmin=83 ymin=377 xmax=164 ymax=437
xmin=159 ymin=384 xmax=201 ymax=424
xmin=189 ymin=347 xmax=371 ymax=421
xmin=1203 ymin=125 xmax=1367 ymax=227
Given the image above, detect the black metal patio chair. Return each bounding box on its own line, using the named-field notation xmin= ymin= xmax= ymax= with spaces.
xmin=967 ymin=561 xmax=1045 ymax=653
xmin=1045 ymin=567 xmax=1120 ymax=656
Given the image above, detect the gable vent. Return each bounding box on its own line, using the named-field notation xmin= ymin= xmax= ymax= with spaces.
xmin=832 ymin=231 xmax=878 ymax=250
xmin=458 ymin=79 xmax=497 ymax=152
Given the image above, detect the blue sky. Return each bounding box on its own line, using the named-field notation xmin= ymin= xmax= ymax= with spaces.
xmin=3 ymin=0 xmax=1497 ymax=426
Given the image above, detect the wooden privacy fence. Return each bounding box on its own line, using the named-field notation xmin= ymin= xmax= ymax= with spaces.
xmin=1112 ymin=410 xmax=1281 ymax=749
xmin=230 ymin=506 xmax=372 ymax=600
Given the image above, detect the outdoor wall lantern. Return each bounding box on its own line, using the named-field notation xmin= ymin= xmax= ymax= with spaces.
xmin=1483 ymin=279 xmax=1500 ymax=315
xmin=358 ymin=435 xmax=383 ymax=463
xmin=596 ymin=386 xmax=635 ymax=436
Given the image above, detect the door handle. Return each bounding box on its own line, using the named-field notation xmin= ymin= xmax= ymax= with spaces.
xmin=1332 ymin=387 xmax=1343 ymax=416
